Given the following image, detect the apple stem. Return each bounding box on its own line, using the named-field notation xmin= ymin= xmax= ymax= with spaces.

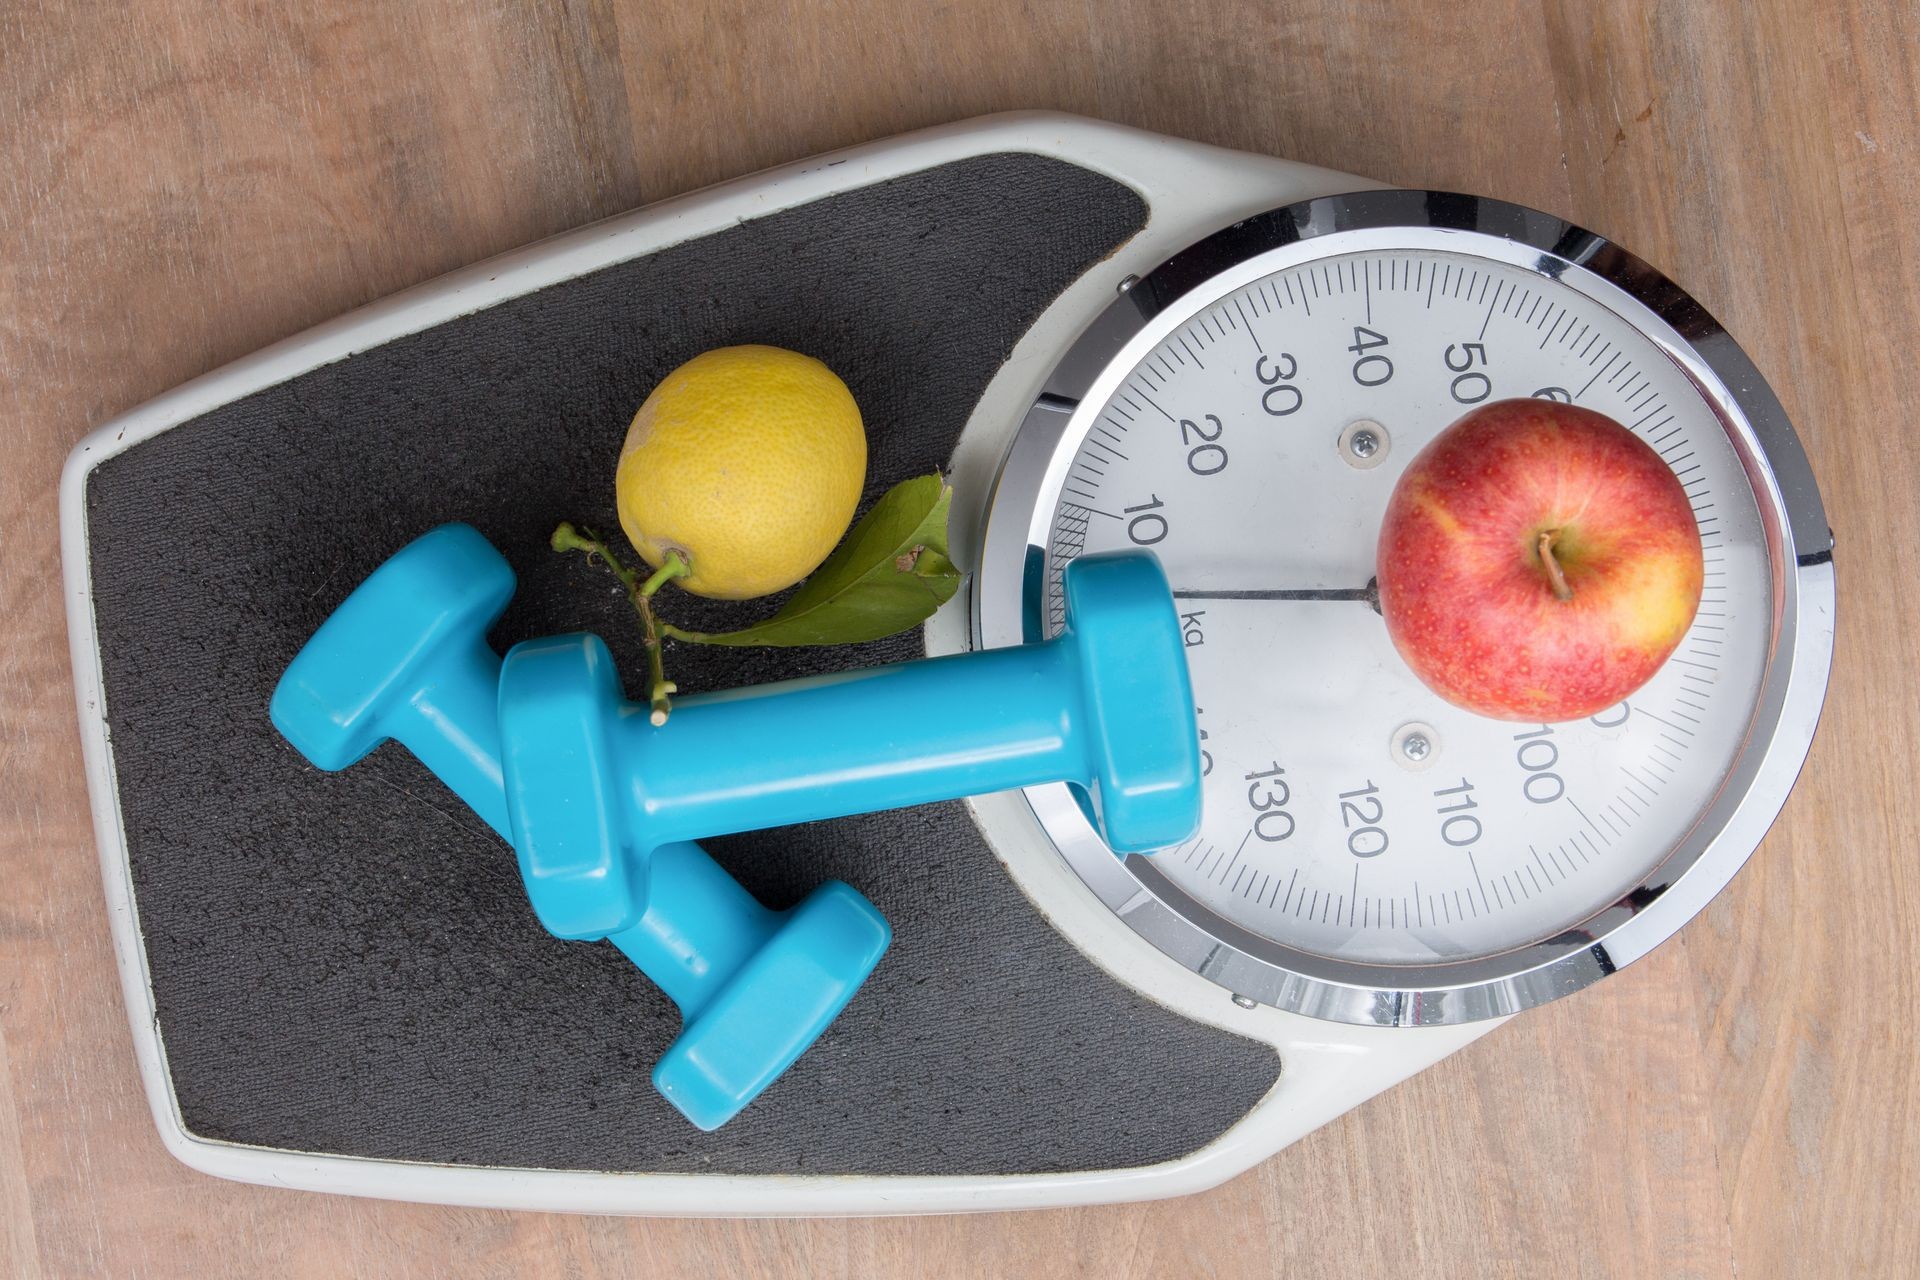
xmin=1538 ymin=529 xmax=1575 ymax=601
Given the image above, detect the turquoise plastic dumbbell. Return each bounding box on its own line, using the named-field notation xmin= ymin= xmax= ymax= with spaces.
xmin=494 ymin=547 xmax=1202 ymax=985
xmin=269 ymin=524 xmax=890 ymax=1130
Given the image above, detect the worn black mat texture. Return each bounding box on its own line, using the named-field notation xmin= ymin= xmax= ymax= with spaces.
xmin=84 ymin=151 xmax=1282 ymax=1176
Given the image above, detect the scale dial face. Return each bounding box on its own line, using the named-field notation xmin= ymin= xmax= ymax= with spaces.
xmin=1046 ymin=241 xmax=1768 ymax=967
xmin=977 ymin=191 xmax=1833 ymax=1025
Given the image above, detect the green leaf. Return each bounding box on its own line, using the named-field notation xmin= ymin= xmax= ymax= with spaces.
xmin=670 ymin=473 xmax=964 ymax=647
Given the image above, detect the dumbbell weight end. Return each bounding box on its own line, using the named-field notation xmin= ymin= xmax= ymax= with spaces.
xmin=609 ymin=847 xmax=889 ymax=1130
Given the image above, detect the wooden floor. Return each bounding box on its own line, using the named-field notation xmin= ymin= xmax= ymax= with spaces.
xmin=3 ymin=1 xmax=1915 ymax=1275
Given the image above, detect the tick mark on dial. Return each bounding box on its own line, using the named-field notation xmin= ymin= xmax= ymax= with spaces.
xmin=1478 ymin=284 xmax=1504 ymax=339
xmin=1234 ymin=297 xmax=1262 ymax=352
xmin=1567 ymin=798 xmax=1613 ymax=847
xmin=1135 ymin=388 xmax=1176 ymax=422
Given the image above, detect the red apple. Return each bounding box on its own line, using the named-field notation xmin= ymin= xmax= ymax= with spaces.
xmin=1376 ymin=398 xmax=1704 ymax=721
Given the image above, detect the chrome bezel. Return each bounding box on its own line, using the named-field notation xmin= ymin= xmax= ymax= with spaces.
xmin=974 ymin=190 xmax=1835 ymax=1026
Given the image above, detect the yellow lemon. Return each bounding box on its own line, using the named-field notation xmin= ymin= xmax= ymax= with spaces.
xmin=615 ymin=345 xmax=867 ymax=599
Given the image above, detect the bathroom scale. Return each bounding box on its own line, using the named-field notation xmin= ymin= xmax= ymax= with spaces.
xmin=60 ymin=112 xmax=1834 ymax=1215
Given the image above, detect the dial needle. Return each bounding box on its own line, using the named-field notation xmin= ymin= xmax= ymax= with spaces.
xmin=1171 ymin=579 xmax=1381 ymax=612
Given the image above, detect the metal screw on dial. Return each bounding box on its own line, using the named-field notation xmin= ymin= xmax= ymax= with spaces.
xmin=1338 ymin=419 xmax=1390 ymax=469
xmin=1391 ymin=722 xmax=1438 ymax=771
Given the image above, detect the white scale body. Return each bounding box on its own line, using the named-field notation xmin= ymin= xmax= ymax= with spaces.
xmin=62 ymin=113 xmax=1834 ymax=1215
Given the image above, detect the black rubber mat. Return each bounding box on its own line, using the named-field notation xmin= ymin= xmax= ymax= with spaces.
xmin=83 ymin=150 xmax=1283 ymax=1176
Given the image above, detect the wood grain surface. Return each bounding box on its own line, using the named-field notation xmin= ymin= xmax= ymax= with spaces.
xmin=2 ymin=1 xmax=1915 ymax=1275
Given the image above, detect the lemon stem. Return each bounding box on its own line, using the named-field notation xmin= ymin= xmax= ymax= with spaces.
xmin=1538 ymin=529 xmax=1574 ymax=601
xmin=636 ymin=554 xmax=690 ymax=722
xmin=640 ymin=550 xmax=690 ymax=598
xmin=550 ymin=522 xmax=681 ymax=724
xmin=551 ymin=522 xmax=640 ymax=593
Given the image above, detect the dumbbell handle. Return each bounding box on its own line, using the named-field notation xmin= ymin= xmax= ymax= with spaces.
xmin=626 ymin=641 xmax=1084 ymax=846
xmin=393 ymin=636 xmax=513 ymax=838
xmin=610 ymin=841 xmax=778 ymax=1015
xmin=378 ymin=633 xmax=782 ymax=1015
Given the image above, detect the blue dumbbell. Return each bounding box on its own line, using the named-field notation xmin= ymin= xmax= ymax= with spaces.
xmin=269 ymin=524 xmax=890 ymax=1130
xmin=495 ymin=550 xmax=1202 ymax=962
